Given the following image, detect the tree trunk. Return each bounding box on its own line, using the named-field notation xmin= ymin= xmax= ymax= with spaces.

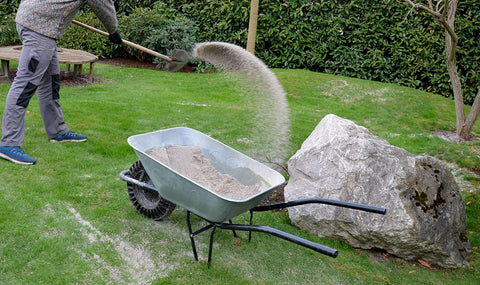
xmin=247 ymin=0 xmax=259 ymax=54
xmin=406 ymin=1 xmax=480 ymax=141
xmin=445 ymin=32 xmax=467 ymax=140
xmin=442 ymin=1 xmax=468 ymax=140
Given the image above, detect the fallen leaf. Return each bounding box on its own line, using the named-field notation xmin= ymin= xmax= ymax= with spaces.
xmin=467 ymin=201 xmax=474 ymax=206
xmin=234 ymin=239 xmax=241 ymax=247
xmin=381 ymin=252 xmax=391 ymax=258
xmin=418 ymin=259 xmax=436 ymax=270
xmin=409 ymin=270 xmax=417 ymax=274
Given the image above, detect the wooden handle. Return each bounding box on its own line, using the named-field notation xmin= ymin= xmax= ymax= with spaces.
xmin=72 ymin=20 xmax=172 ymax=62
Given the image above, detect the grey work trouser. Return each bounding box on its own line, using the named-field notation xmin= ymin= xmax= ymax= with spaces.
xmin=1 ymin=24 xmax=68 ymax=146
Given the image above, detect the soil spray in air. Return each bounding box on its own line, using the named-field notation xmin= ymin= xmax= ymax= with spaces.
xmin=193 ymin=42 xmax=291 ymax=168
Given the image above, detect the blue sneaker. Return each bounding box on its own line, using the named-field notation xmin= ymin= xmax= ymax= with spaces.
xmin=50 ymin=130 xmax=87 ymax=142
xmin=0 ymin=146 xmax=36 ymax=165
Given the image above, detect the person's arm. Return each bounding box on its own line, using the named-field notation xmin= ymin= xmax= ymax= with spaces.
xmin=86 ymin=0 xmax=118 ymax=35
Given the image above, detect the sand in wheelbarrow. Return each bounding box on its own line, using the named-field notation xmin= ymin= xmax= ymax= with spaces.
xmin=149 ymin=145 xmax=269 ymax=200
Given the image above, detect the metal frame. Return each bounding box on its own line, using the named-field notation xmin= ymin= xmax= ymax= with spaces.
xmin=184 ymin=199 xmax=386 ymax=265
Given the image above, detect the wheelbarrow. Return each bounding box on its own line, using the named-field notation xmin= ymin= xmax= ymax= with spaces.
xmin=119 ymin=127 xmax=386 ymax=264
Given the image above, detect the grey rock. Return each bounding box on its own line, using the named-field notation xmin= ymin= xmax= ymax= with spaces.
xmin=284 ymin=114 xmax=471 ymax=268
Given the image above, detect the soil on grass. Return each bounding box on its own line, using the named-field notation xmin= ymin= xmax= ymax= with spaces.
xmin=99 ymin=57 xmax=159 ymax=70
xmin=0 ymin=69 xmax=97 ymax=87
xmin=98 ymin=57 xmax=195 ymax=73
xmin=432 ymin=130 xmax=479 ymax=143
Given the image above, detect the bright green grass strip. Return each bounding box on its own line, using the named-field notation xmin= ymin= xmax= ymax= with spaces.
xmin=0 ymin=63 xmax=478 ymax=284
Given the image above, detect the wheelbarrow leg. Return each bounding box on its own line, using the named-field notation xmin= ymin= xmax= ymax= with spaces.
xmin=248 ymin=210 xmax=254 ymax=242
xmin=187 ymin=211 xmax=199 ymax=261
xmin=229 ymin=220 xmax=237 ymax=237
xmin=187 ymin=211 xmax=215 ymax=262
xmin=207 ymin=222 xmax=236 ymax=266
xmin=208 ymin=225 xmax=218 ymax=267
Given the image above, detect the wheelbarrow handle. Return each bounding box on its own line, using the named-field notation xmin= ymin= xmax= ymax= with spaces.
xmin=119 ymin=170 xmax=158 ymax=193
xmin=216 ymin=223 xmax=338 ymax=258
xmin=251 ymin=198 xmax=387 ymax=215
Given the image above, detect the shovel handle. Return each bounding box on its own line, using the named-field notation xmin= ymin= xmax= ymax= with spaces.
xmin=71 ymin=20 xmax=172 ymax=62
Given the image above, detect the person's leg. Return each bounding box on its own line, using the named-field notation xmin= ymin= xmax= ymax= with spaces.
xmin=1 ymin=25 xmax=58 ymax=147
xmin=36 ymin=45 xmax=86 ymax=143
xmin=0 ymin=25 xmax=59 ymax=165
xmin=36 ymin=46 xmax=69 ymax=139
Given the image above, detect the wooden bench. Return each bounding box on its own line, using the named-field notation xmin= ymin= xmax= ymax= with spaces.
xmin=0 ymin=45 xmax=98 ymax=83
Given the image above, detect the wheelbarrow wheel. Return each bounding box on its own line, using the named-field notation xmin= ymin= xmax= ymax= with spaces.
xmin=127 ymin=160 xmax=176 ymax=221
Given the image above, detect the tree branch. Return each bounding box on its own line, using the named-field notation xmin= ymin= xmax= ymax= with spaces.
xmin=440 ymin=0 xmax=447 ymax=18
xmin=404 ymin=1 xmax=457 ymax=52
xmin=464 ymin=88 xmax=480 ymax=135
xmin=405 ymin=0 xmax=442 ymax=19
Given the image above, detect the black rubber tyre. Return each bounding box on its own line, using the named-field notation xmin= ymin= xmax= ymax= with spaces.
xmin=127 ymin=160 xmax=176 ymax=221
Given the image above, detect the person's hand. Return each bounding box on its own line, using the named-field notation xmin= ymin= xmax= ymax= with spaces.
xmin=108 ymin=31 xmax=123 ymax=44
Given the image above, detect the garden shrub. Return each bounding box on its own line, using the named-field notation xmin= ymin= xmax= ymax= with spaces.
xmin=113 ymin=0 xmax=158 ymax=15
xmin=0 ymin=13 xmax=20 ymax=46
xmin=0 ymin=3 xmax=196 ymax=61
xmin=0 ymin=0 xmax=20 ymax=15
xmin=118 ymin=2 xmax=197 ymax=64
xmin=0 ymin=0 xmax=21 ymax=46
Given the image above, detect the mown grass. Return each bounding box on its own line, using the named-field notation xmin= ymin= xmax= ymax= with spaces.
xmin=0 ymin=62 xmax=478 ymax=284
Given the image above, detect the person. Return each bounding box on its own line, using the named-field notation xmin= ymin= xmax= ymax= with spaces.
xmin=0 ymin=0 xmax=123 ymax=165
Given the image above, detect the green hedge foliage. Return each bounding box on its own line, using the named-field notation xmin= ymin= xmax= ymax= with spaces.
xmin=0 ymin=0 xmax=20 ymax=15
xmin=161 ymin=0 xmax=479 ymax=104
xmin=0 ymin=13 xmax=18 ymax=46
xmin=114 ymin=0 xmax=158 ymax=15
xmin=1 ymin=1 xmax=479 ymax=104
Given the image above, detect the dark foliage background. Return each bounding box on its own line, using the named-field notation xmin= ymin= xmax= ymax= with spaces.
xmin=1 ymin=0 xmax=479 ymax=103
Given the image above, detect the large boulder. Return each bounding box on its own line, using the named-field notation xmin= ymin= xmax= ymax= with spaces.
xmin=284 ymin=114 xmax=471 ymax=268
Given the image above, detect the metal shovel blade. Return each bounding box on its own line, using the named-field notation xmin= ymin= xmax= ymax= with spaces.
xmin=164 ymin=49 xmax=189 ymax=72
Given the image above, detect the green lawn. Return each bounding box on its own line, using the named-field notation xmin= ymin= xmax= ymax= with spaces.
xmin=0 ymin=62 xmax=478 ymax=284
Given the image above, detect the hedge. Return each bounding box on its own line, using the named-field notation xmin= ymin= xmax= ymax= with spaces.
xmin=0 ymin=0 xmax=155 ymax=15
xmin=1 ymin=0 xmax=479 ymax=104
xmin=160 ymin=0 xmax=479 ymax=104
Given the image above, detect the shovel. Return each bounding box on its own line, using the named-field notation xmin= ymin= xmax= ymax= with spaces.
xmin=72 ymin=20 xmax=188 ymax=72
